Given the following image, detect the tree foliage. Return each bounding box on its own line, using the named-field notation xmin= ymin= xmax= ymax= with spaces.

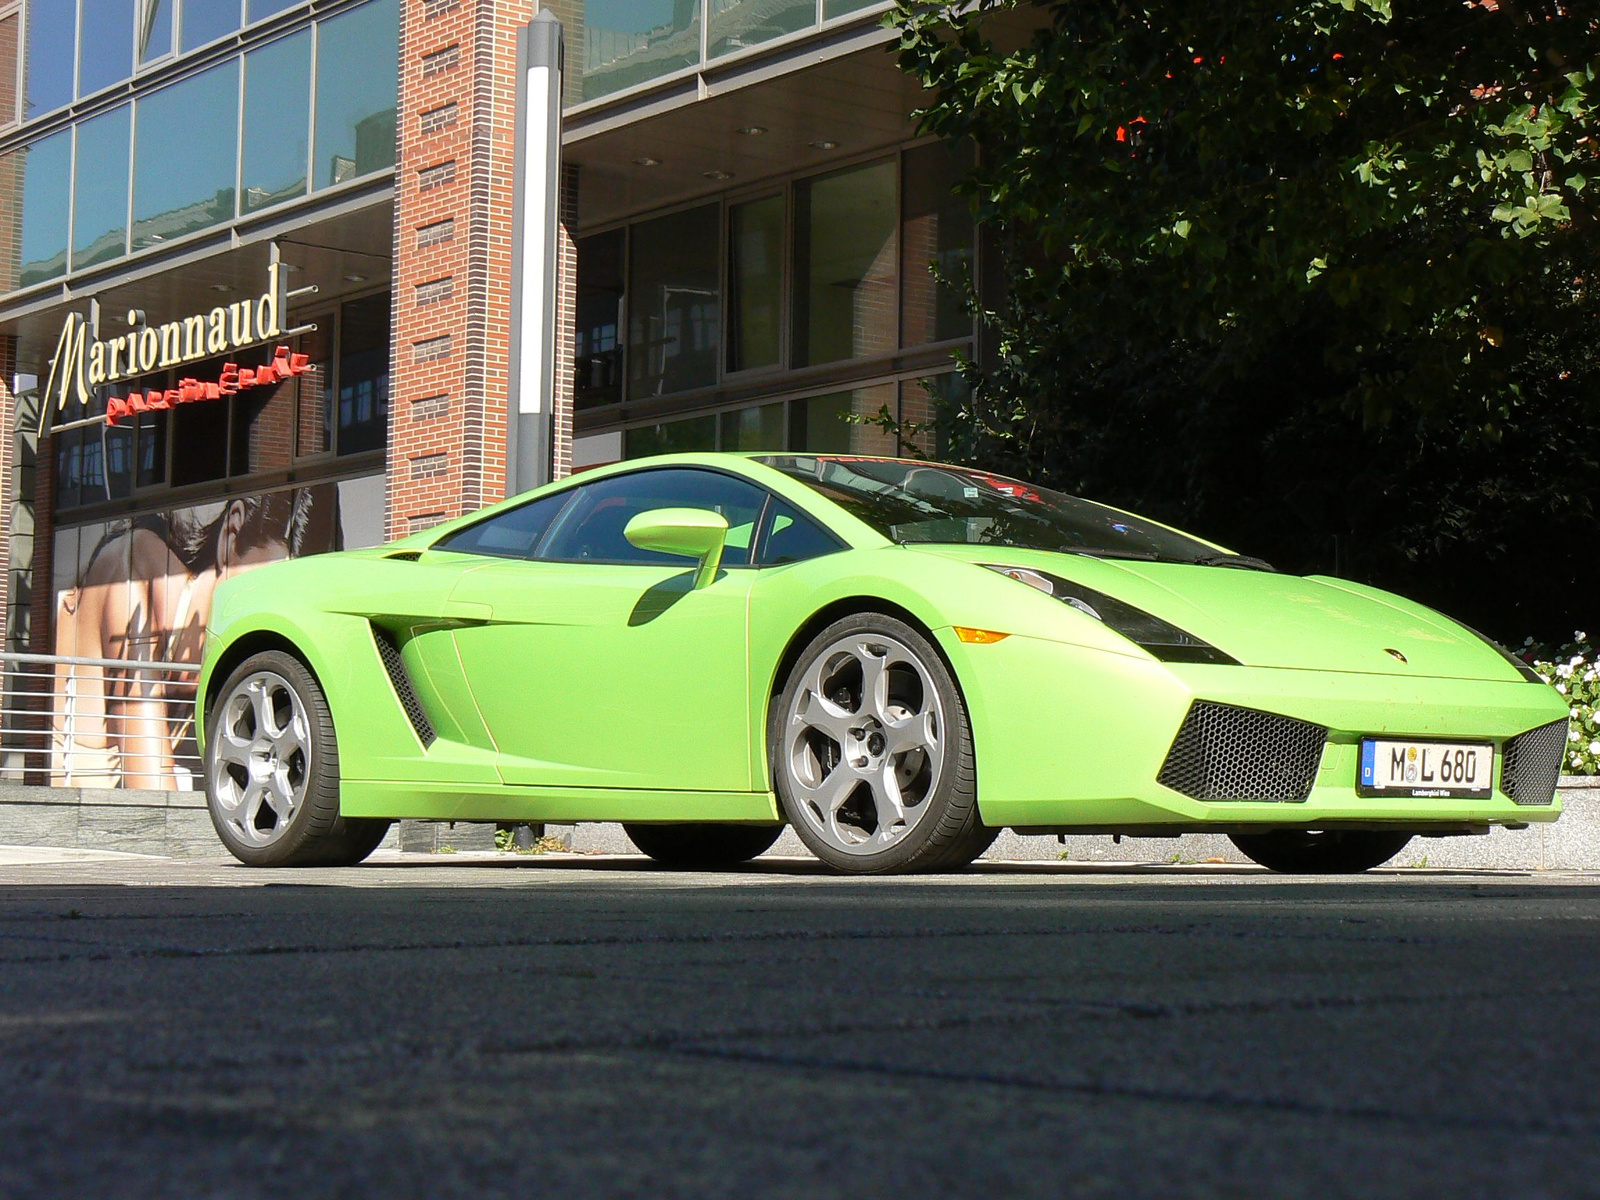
xmin=889 ymin=0 xmax=1600 ymax=639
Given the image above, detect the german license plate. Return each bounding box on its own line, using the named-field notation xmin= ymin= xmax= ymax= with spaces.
xmin=1358 ymin=739 xmax=1493 ymax=799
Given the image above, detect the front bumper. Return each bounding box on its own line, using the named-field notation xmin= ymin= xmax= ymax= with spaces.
xmin=944 ymin=632 xmax=1570 ymax=832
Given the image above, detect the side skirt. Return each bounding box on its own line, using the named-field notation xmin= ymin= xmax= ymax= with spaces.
xmin=340 ymin=780 xmax=782 ymax=824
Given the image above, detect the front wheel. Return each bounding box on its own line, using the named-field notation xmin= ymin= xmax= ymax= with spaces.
xmin=205 ymin=650 xmax=389 ymax=867
xmin=623 ymin=823 xmax=783 ymax=868
xmin=1229 ymin=829 xmax=1413 ymax=874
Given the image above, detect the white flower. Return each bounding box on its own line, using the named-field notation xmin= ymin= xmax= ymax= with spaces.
xmin=1557 ymin=684 xmax=1568 ymax=694
xmin=1571 ymin=728 xmax=1582 ymax=740
xmin=1576 ymin=631 xmax=1588 ymax=642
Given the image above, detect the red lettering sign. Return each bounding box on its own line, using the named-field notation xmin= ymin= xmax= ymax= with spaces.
xmin=104 ymin=345 xmax=308 ymax=427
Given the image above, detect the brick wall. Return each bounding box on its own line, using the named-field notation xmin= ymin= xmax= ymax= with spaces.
xmin=388 ymin=0 xmax=577 ymax=538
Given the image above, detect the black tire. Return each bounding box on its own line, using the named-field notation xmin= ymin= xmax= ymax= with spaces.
xmin=623 ymin=822 xmax=784 ymax=868
xmin=1229 ymin=829 xmax=1413 ymax=874
xmin=770 ymin=612 xmax=992 ymax=874
xmin=204 ymin=649 xmax=389 ymax=867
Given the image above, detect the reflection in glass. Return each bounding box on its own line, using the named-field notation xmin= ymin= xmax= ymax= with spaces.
xmin=139 ymin=0 xmax=174 ymax=63
xmin=247 ymin=0 xmax=301 ymax=21
xmin=728 ymin=195 xmax=782 ymax=372
xmin=104 ymin=419 xmax=136 ymax=499
xmin=623 ymin=415 xmax=717 ymax=458
xmin=575 ymin=229 xmax=624 ymax=409
xmin=794 ymin=159 xmax=897 ymax=366
xmin=78 ymin=0 xmax=135 ymax=97
xmin=337 ymin=294 xmax=389 ymax=455
xmin=182 ymin=0 xmax=242 ymax=51
xmin=720 ymin=402 xmax=784 ymax=451
xmin=296 ymin=320 xmax=332 ymax=456
xmin=132 ymin=59 xmax=239 ymax=248
xmin=898 ymin=372 xmax=967 ymax=457
xmin=628 ymin=204 xmax=719 ymax=398
xmin=26 ymin=0 xmax=76 ymax=117
xmin=312 ymin=0 xmax=398 ymax=189
xmin=547 ymin=0 xmax=699 ymax=103
xmin=72 ymin=105 xmax=131 ymax=270
xmin=137 ymin=410 xmax=167 ymax=487
xmin=231 ymin=346 xmax=296 ymax=474
xmin=789 ymin=384 xmax=897 ymax=455
xmin=242 ymin=30 xmax=310 ymax=212
xmin=902 ymin=142 xmax=975 ymax=345
xmin=708 ymin=0 xmax=814 ymax=58
xmin=15 ymin=130 xmax=71 ymax=286
xmin=823 ymin=0 xmax=880 ymax=18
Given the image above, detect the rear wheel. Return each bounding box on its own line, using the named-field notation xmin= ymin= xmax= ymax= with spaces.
xmin=623 ymin=823 xmax=783 ymax=868
xmin=205 ymin=650 xmax=390 ymax=867
xmin=1229 ymin=829 xmax=1413 ymax=874
xmin=771 ymin=613 xmax=991 ymax=874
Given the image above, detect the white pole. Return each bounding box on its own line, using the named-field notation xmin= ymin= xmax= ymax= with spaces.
xmin=507 ymin=10 xmax=564 ymax=496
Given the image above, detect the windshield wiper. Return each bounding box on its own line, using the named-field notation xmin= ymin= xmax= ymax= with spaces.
xmin=1192 ymin=553 xmax=1277 ymax=572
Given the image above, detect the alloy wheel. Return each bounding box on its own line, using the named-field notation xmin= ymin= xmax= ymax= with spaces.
xmin=208 ymin=671 xmax=311 ymax=847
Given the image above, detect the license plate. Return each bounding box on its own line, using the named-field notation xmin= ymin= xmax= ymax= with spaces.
xmin=1358 ymin=739 xmax=1493 ymax=799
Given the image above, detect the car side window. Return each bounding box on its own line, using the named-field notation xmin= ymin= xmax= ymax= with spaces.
xmin=432 ymin=490 xmax=573 ymax=560
xmin=757 ymin=499 xmax=843 ymax=566
xmin=538 ymin=469 xmax=769 ymax=567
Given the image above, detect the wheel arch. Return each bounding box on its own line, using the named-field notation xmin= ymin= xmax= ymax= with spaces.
xmin=201 ymin=630 xmax=326 ymax=747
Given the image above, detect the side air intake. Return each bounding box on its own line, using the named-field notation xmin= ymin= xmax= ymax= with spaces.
xmin=1500 ymin=720 xmax=1566 ymax=806
xmin=371 ymin=625 xmax=437 ymax=748
xmin=1157 ymin=701 xmax=1327 ymax=802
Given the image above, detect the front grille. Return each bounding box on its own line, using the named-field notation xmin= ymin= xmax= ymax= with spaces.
xmin=1501 ymin=719 xmax=1567 ymax=805
xmin=372 ymin=625 xmax=437 ymax=748
xmin=1157 ymin=701 xmax=1328 ymax=802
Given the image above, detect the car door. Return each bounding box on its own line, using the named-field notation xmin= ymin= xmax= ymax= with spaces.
xmin=444 ymin=467 xmax=768 ymax=792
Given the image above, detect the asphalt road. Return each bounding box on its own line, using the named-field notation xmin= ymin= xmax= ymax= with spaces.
xmin=0 ymin=852 xmax=1597 ymax=1199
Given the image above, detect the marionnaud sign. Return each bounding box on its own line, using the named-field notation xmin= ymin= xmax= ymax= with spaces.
xmin=40 ymin=258 xmax=307 ymax=433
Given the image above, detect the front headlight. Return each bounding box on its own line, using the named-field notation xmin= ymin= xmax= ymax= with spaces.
xmin=1455 ymin=621 xmax=1546 ymax=684
xmin=982 ymin=564 xmax=1240 ymax=665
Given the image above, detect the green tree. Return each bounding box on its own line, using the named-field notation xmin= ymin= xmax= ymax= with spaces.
xmin=890 ymin=0 xmax=1599 ymax=639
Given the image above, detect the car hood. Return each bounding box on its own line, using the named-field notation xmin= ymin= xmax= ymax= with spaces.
xmin=909 ymin=545 xmax=1523 ymax=682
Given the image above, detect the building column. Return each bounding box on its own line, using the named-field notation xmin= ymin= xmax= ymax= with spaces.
xmin=389 ymin=0 xmax=577 ymax=538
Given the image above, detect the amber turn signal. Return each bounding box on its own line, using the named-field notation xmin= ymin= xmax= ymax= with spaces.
xmin=953 ymin=626 xmax=1010 ymax=644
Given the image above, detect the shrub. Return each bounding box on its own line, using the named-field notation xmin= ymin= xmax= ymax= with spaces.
xmin=1526 ymin=632 xmax=1598 ymax=775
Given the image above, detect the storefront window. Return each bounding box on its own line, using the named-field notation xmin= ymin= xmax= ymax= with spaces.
xmin=336 ymin=294 xmax=388 ymax=455
xmin=182 ymin=0 xmax=241 ymax=51
xmin=902 ymin=141 xmax=975 ymax=346
xmin=720 ymin=402 xmax=784 ymax=451
xmin=25 ymin=0 xmax=75 ymax=118
xmin=136 ymin=410 xmax=165 ymax=488
xmin=138 ymin=0 xmax=174 ymax=64
xmin=241 ymin=29 xmax=310 ymax=212
xmin=727 ymin=194 xmax=783 ymax=373
xmin=77 ymin=0 xmax=134 ymax=97
xmin=170 ymin=375 xmax=231 ymax=486
xmin=708 ymin=0 xmax=815 ymax=59
xmin=794 ymin=159 xmax=897 ymax=366
xmin=312 ymin=0 xmax=397 ymax=190
xmin=623 ymin=414 xmax=716 ymax=458
xmin=132 ymin=58 xmax=239 ymax=248
xmin=575 ymin=228 xmax=624 ymax=410
xmin=71 ymin=105 xmax=131 ymax=271
xmin=296 ymin=320 xmax=330 ymax=457
xmin=789 ymin=384 xmax=897 ymax=455
xmin=549 ymin=0 xmax=699 ymax=103
xmin=12 ymin=128 xmax=70 ymax=286
xmin=628 ymin=204 xmax=719 ymax=399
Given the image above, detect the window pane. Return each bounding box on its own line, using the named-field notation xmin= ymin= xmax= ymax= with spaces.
xmin=26 ymin=0 xmax=76 ymax=118
xmin=72 ymin=105 xmax=131 ymax=270
xmin=540 ymin=468 xmax=765 ymax=567
xmin=10 ymin=129 xmax=70 ymax=287
xmin=575 ymin=228 xmax=624 ymax=409
xmin=902 ymin=142 xmax=974 ymax=346
xmin=295 ymin=319 xmax=331 ymax=456
xmin=0 ymin=13 xmax=21 ymax=126
xmin=727 ymin=195 xmax=782 ymax=372
xmin=103 ymin=419 xmax=135 ymax=498
xmin=758 ymin=499 xmax=838 ymax=565
xmin=136 ymin=409 xmax=166 ymax=487
xmin=230 ymin=346 xmax=295 ymax=474
xmin=242 ymin=30 xmax=310 ymax=212
xmin=547 ymin=0 xmax=699 ymax=104
xmin=823 ymin=0 xmax=879 ymax=18
xmin=312 ymin=0 xmax=397 ymax=189
xmin=182 ymin=0 xmax=240 ymax=51
xmin=170 ymin=383 xmax=230 ymax=486
xmin=720 ymin=402 xmax=784 ymax=451
xmin=794 ymin=160 xmax=897 ymax=366
xmin=337 ymin=294 xmax=388 ymax=455
xmin=435 ymin=491 xmax=573 ymax=560
xmin=132 ymin=59 xmax=239 ymax=248
xmin=788 ymin=384 xmax=897 ymax=455
xmin=247 ymin=0 xmax=301 ymax=21
xmin=623 ymin=415 xmax=716 ymax=458
xmin=628 ymin=204 xmax=719 ymax=398
xmin=78 ymin=0 xmax=134 ymax=96
xmin=708 ymin=0 xmax=814 ymax=58
xmin=899 ymin=373 xmax=967 ymax=457
xmin=138 ymin=0 xmax=174 ymax=63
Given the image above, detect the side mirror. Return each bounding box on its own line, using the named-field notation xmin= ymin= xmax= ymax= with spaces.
xmin=623 ymin=507 xmax=729 ymax=589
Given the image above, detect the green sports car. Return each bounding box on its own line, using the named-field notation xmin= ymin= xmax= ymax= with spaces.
xmin=197 ymin=453 xmax=1570 ymax=874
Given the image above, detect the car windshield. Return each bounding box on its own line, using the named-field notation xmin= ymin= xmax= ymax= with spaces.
xmin=755 ymin=456 xmax=1226 ymax=562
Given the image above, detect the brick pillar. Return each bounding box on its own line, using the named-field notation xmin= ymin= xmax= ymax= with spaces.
xmin=389 ymin=0 xmax=576 ymax=537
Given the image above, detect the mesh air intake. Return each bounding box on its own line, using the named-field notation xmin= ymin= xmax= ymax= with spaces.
xmin=1157 ymin=701 xmax=1327 ymax=802
xmin=1501 ymin=719 xmax=1566 ymax=806
xmin=372 ymin=626 xmax=437 ymax=748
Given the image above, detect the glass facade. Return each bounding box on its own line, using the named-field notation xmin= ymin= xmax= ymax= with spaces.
xmin=727 ymin=194 xmax=783 ymax=373
xmin=627 ymin=204 xmax=719 ymax=399
xmin=794 ymin=159 xmax=897 ymax=366
xmin=0 ymin=0 xmax=396 ymax=297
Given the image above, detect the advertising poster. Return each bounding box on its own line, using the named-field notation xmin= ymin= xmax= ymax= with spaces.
xmin=49 ymin=477 xmax=383 ymax=790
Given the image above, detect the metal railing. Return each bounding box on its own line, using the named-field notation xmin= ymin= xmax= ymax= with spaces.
xmin=0 ymin=652 xmax=202 ymax=791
